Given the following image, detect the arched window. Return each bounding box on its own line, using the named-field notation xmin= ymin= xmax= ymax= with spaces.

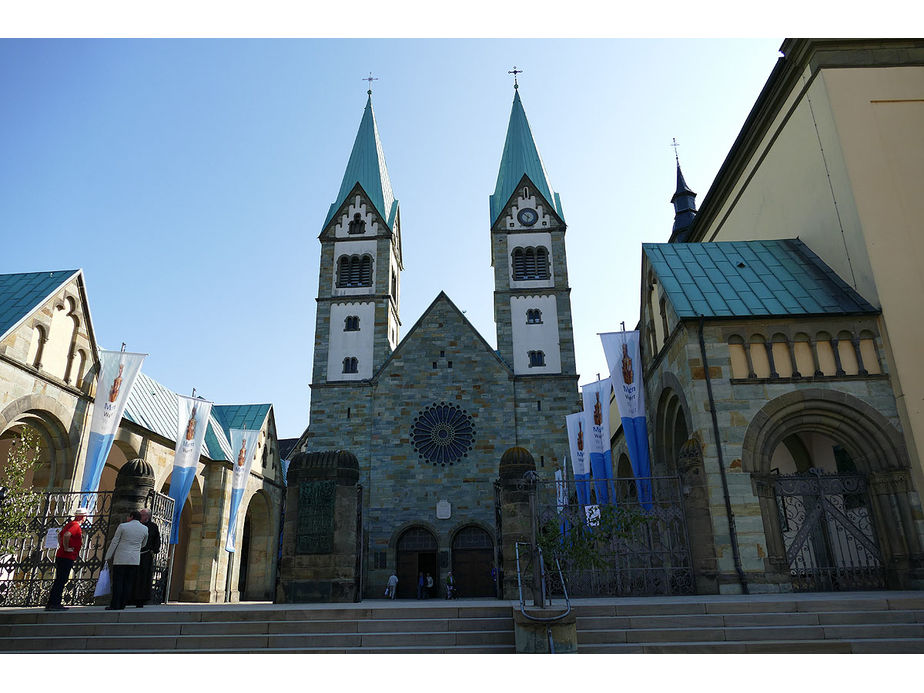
xmin=336 ymin=254 xmax=373 ymax=288
xmin=528 ymin=350 xmax=545 ymax=368
xmin=27 ymin=324 xmax=47 ymax=369
xmin=344 ymin=316 xmax=360 ymax=331
xmin=511 ymin=246 xmax=550 ymax=281
xmin=342 ymin=357 xmax=358 ymax=374
xmin=526 ymin=309 xmax=542 ymax=324
xmin=348 ymin=212 xmax=366 ymax=235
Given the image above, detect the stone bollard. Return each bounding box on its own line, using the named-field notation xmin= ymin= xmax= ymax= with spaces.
xmin=513 ymin=609 xmax=578 ymax=654
xmin=497 ymin=446 xmax=536 ymax=601
xmin=277 ymin=449 xmax=361 ymax=603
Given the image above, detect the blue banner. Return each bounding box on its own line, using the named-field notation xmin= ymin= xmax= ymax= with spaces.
xmin=225 ymin=428 xmax=261 ymax=552
xmin=581 ymin=378 xmax=614 ymax=505
xmin=600 ymin=331 xmax=653 ymax=509
xmin=168 ymin=396 xmax=213 ymax=544
xmin=79 ymin=350 xmax=146 ymax=497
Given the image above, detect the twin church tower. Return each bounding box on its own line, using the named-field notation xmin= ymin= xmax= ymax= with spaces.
xmin=298 ymin=81 xmax=579 ymax=596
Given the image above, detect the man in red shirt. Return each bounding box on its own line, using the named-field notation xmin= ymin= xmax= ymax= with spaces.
xmin=45 ymin=507 xmax=88 ymax=611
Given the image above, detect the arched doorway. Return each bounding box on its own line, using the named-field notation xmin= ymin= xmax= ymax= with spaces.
xmin=395 ymin=527 xmax=438 ymax=599
xmin=160 ymin=473 xmax=204 ymax=602
xmin=237 ymin=491 xmax=273 ymax=601
xmin=0 ymin=406 xmax=74 ymax=491
xmin=451 ymin=526 xmax=494 ymax=598
xmin=745 ymin=389 xmax=924 ymax=591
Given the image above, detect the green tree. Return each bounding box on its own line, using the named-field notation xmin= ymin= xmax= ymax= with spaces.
xmin=0 ymin=427 xmax=43 ymax=547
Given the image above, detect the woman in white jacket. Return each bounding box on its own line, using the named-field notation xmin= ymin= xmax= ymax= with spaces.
xmin=104 ymin=510 xmax=149 ymax=610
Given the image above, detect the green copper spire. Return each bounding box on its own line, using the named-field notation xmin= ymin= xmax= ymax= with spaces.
xmin=323 ymin=93 xmax=398 ymax=231
xmin=490 ymin=89 xmax=564 ymax=226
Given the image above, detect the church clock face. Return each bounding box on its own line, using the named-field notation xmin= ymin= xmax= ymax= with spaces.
xmin=517 ymin=208 xmax=538 ymax=226
xmin=410 ymin=402 xmax=476 ymax=467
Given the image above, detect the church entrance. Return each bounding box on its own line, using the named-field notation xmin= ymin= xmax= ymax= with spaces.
xmin=451 ymin=526 xmax=495 ymax=597
xmin=395 ymin=527 xmax=438 ymax=599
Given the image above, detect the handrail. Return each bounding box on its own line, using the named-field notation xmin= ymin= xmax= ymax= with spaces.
xmin=514 ymin=541 xmax=571 ymax=623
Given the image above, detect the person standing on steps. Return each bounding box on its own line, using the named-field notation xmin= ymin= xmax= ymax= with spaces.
xmin=104 ymin=510 xmax=148 ymax=610
xmin=386 ymin=571 xmax=398 ymax=599
xmin=425 ymin=572 xmax=434 ymax=599
xmin=445 ymin=571 xmax=456 ymax=600
xmin=132 ymin=508 xmax=161 ymax=607
xmin=45 ymin=507 xmax=88 ymax=611
xmin=417 ymin=571 xmax=424 ymax=599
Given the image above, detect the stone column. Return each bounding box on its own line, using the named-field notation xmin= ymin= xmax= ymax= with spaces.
xmin=97 ymin=458 xmax=154 ymax=604
xmin=277 ymin=449 xmax=360 ymax=603
xmin=496 ymin=446 xmax=536 ymax=601
xmin=677 ymin=437 xmax=719 ymax=594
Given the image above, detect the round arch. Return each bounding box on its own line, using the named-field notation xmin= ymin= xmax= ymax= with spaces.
xmin=744 ymin=389 xmax=922 ymax=589
xmin=160 ymin=472 xmax=204 ymax=602
xmin=0 ymin=395 xmax=77 ymax=490
xmin=393 ymin=525 xmax=439 ymax=599
xmin=450 ymin=524 xmax=495 ymax=598
xmin=237 ymin=489 xmax=274 ymax=601
xmin=653 ymin=373 xmax=692 ymax=476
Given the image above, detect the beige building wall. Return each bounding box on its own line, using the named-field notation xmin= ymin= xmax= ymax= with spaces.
xmin=694 ymin=54 xmax=924 ymax=501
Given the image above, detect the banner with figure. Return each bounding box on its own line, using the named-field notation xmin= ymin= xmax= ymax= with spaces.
xmin=167 ymin=396 xmax=213 ymax=544
xmin=600 ymin=330 xmax=653 ymax=509
xmin=79 ymin=349 xmax=146 ymax=497
xmin=581 ymin=378 xmax=614 ymax=506
xmin=566 ymin=412 xmax=591 ymax=507
xmin=224 ymin=428 xmax=261 ymax=552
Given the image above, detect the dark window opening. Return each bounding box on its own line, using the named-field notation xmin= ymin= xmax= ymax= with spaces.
xmin=348 ymin=212 xmax=366 ymax=235
xmin=343 ymin=357 xmax=358 ymax=374
xmin=344 ymin=315 xmax=360 ymax=331
xmin=512 ymin=246 xmax=550 ymax=281
xmin=537 ymin=400 xmax=541 ymax=411
xmin=336 ymin=254 xmax=373 ymax=288
xmin=528 ymin=350 xmax=546 ymax=368
xmin=526 ymin=309 xmax=542 ymax=324
xmin=448 ymin=361 xmax=452 ymax=369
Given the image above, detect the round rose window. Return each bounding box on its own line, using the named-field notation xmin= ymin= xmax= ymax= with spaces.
xmin=410 ymin=402 xmax=476 ymax=466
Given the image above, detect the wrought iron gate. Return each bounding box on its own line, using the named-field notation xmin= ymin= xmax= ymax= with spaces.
xmin=774 ymin=468 xmax=885 ymax=591
xmin=531 ymin=475 xmax=694 ymax=597
xmin=0 ymin=489 xmax=174 ymax=607
xmin=143 ymin=489 xmax=174 ymax=605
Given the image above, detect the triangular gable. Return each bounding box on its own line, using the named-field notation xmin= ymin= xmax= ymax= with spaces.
xmin=372 ymin=291 xmax=512 ymax=381
xmin=491 ymin=172 xmax=565 ymax=233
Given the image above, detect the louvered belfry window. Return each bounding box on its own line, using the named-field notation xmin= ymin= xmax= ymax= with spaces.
xmin=528 ymin=350 xmax=546 ymax=367
xmin=512 ymin=246 xmax=550 ymax=281
xmin=336 ymin=254 xmax=373 ymax=287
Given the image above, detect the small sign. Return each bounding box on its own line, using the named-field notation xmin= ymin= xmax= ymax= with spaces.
xmin=436 ymin=500 xmax=451 ymax=520
xmin=44 ymin=528 xmax=59 ymax=549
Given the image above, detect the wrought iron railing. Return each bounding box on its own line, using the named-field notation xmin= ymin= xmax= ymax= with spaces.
xmin=534 ymin=475 xmax=695 ymax=598
xmin=514 ymin=541 xmax=571 ymax=654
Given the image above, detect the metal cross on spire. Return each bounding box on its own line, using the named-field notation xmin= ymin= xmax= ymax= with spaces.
xmin=671 ymin=137 xmax=681 ymax=165
xmin=363 ymin=72 xmax=379 ymax=95
xmin=508 ymin=66 xmax=523 ymax=90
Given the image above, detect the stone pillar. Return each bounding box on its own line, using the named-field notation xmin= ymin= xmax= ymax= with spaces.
xmin=677 ymin=437 xmax=719 ymax=594
xmin=97 ymin=458 xmax=154 ymax=604
xmin=277 ymin=449 xmax=360 ymax=603
xmin=496 ymin=446 xmax=536 ymax=601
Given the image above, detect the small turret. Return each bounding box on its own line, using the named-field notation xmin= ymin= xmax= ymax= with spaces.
xmin=669 ymin=142 xmax=697 ymax=242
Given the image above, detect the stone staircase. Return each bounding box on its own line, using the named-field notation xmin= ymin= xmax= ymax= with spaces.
xmin=574 ymin=591 xmax=924 ymax=653
xmin=2 ymin=592 xmax=923 ymax=653
xmin=0 ymin=601 xmax=516 ymax=653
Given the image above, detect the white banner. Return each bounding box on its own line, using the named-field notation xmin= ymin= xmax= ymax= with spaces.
xmin=600 ymin=331 xmax=646 ymax=419
xmin=79 ymin=349 xmax=146 ymax=495
xmin=167 ymin=396 xmax=213 ymax=544
xmin=225 ymin=428 xmax=261 ymax=552
xmin=565 ymin=413 xmax=589 ymax=477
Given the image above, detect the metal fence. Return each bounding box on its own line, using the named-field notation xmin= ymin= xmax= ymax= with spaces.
xmin=533 ymin=475 xmax=695 ymax=598
xmin=0 ymin=489 xmax=174 ymax=607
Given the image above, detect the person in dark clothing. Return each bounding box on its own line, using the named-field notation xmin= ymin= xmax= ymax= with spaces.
xmin=132 ymin=508 xmax=161 ymax=607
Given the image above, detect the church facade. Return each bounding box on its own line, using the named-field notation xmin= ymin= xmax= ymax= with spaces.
xmin=294 ymin=87 xmax=579 ymax=598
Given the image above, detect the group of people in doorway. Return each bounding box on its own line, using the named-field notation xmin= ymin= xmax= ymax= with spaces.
xmin=44 ymin=507 xmax=161 ymax=611
xmin=385 ymin=570 xmax=457 ymax=600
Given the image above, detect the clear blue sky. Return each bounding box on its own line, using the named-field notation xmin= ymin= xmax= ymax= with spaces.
xmin=0 ymin=39 xmax=782 ymax=438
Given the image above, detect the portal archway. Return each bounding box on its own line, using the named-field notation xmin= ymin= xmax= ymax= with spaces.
xmin=160 ymin=472 xmax=204 ymax=602
xmin=238 ymin=490 xmax=273 ymax=601
xmin=395 ymin=526 xmax=438 ymax=599
xmin=745 ymin=389 xmax=923 ymax=589
xmin=451 ymin=525 xmax=495 ymax=597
